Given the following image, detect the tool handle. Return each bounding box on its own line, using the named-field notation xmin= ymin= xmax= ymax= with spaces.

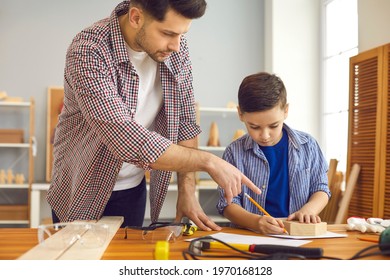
xmin=250 ymin=244 xmax=323 ymax=259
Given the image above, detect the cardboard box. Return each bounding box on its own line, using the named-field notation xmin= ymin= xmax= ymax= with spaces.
xmin=0 ymin=129 xmax=24 ymax=143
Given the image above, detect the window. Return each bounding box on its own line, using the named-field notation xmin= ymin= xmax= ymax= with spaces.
xmin=322 ymin=0 xmax=358 ymax=172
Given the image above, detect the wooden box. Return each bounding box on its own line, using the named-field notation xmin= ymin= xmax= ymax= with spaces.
xmin=0 ymin=205 xmax=28 ymax=220
xmin=46 ymin=87 xmax=64 ymax=182
xmin=0 ymin=129 xmax=24 ymax=143
xmin=283 ymin=221 xmax=327 ymax=236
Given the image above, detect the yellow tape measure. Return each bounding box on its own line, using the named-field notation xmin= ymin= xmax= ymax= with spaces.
xmin=154 ymin=241 xmax=169 ymax=260
xmin=182 ymin=224 xmax=198 ymax=236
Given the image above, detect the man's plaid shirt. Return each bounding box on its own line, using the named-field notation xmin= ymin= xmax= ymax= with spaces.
xmin=47 ymin=1 xmax=201 ymax=223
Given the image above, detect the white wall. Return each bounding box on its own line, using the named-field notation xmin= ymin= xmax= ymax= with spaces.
xmin=264 ymin=0 xmax=322 ymax=141
xmin=0 ymin=0 xmax=119 ymax=182
xmin=188 ymin=0 xmax=264 ymax=107
xmin=358 ymin=0 xmax=390 ymax=52
xmin=0 ymin=0 xmax=264 ymax=183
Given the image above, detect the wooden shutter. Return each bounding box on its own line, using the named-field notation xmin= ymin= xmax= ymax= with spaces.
xmin=347 ymin=43 xmax=390 ymax=219
xmin=380 ymin=44 xmax=390 ymax=219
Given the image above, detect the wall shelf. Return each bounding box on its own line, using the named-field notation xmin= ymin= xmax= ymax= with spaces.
xmin=0 ymin=184 xmax=29 ymax=189
xmin=0 ymin=98 xmax=35 ymax=227
xmin=0 ymin=220 xmax=29 ymax=225
xmin=198 ymin=107 xmax=237 ymax=113
xmin=198 ymin=146 xmax=227 ymax=152
xmin=0 ymin=101 xmax=31 ymax=107
xmin=0 ymin=143 xmax=30 ymax=148
xmin=30 ymin=106 xmax=237 ymax=227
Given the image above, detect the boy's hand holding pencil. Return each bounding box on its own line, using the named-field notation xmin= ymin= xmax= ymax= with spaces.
xmin=244 ymin=193 xmax=289 ymax=235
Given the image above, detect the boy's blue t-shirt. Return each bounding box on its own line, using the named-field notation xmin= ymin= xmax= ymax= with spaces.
xmin=259 ymin=129 xmax=290 ymax=218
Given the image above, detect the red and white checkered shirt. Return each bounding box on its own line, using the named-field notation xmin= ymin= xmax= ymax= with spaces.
xmin=47 ymin=1 xmax=201 ymax=223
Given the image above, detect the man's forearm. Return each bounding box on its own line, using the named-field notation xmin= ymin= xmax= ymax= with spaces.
xmin=150 ymin=141 xmax=215 ymax=174
xmin=176 ymin=138 xmax=198 ymax=193
xmin=150 ymin=138 xmax=261 ymax=204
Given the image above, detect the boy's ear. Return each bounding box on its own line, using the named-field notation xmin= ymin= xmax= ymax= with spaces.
xmin=284 ymin=103 xmax=289 ymax=119
xmin=237 ymin=106 xmax=244 ymax=121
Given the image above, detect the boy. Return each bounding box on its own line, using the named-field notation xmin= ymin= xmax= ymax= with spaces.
xmin=216 ymin=72 xmax=331 ymax=234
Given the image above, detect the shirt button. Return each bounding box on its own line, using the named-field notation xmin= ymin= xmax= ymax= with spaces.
xmin=262 ymin=185 xmax=266 ymax=189
xmin=131 ymin=109 xmax=135 ymax=113
xmin=132 ymin=76 xmax=137 ymax=80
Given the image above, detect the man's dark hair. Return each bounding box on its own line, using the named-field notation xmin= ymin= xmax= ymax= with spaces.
xmin=238 ymin=72 xmax=287 ymax=113
xmin=131 ymin=0 xmax=207 ymax=21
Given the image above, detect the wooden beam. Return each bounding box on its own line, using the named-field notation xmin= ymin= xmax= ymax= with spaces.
xmin=18 ymin=216 xmax=123 ymax=260
xmin=335 ymin=164 xmax=361 ymax=224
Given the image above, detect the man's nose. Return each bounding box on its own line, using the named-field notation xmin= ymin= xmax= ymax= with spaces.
xmin=168 ymin=36 xmax=181 ymax=52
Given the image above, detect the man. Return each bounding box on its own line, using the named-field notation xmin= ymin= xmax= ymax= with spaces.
xmin=47 ymin=0 xmax=259 ymax=230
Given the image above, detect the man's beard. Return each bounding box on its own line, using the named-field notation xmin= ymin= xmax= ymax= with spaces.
xmin=135 ymin=26 xmax=167 ymax=63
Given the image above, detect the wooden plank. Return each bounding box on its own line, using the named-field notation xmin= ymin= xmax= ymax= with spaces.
xmin=327 ymin=159 xmax=338 ymax=187
xmin=320 ymin=171 xmax=344 ymax=223
xmin=59 ymin=216 xmax=123 ymax=260
xmin=319 ymin=159 xmax=339 ymax=222
xmin=335 ymin=164 xmax=361 ymax=224
xmin=327 ymin=172 xmax=344 ymax=223
xmin=18 ymin=216 xmax=123 ymax=260
xmin=0 ymin=205 xmax=28 ymax=220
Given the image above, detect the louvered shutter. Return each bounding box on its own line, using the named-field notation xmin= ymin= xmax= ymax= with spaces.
xmin=346 ymin=43 xmax=390 ymax=220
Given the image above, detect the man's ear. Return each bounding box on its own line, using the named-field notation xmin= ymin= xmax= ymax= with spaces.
xmin=128 ymin=7 xmax=144 ymax=27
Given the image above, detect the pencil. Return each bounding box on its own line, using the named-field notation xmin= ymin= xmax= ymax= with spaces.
xmin=357 ymin=236 xmax=379 ymax=243
xmin=244 ymin=193 xmax=289 ymax=234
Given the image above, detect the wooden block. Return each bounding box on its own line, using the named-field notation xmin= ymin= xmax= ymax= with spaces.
xmin=0 ymin=92 xmax=23 ymax=102
xmin=6 ymin=169 xmax=14 ymax=184
xmin=0 ymin=91 xmax=7 ymax=100
xmin=0 ymin=129 xmax=24 ymax=143
xmin=232 ymin=129 xmax=246 ymax=141
xmin=283 ymin=221 xmax=327 ymax=236
xmin=0 ymin=169 xmax=5 ymax=184
xmin=14 ymin=173 xmax=25 ymax=184
xmin=3 ymin=96 xmax=24 ymax=102
xmin=207 ymin=121 xmax=220 ymax=147
xmin=226 ymin=101 xmax=237 ymax=108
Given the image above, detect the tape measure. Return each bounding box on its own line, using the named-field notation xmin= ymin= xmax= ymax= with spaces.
xmin=154 ymin=241 xmax=169 ymax=260
xmin=182 ymin=224 xmax=198 ymax=236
